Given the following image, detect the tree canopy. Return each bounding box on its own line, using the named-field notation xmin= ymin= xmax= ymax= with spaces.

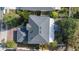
xmin=16 ymin=10 xmax=31 ymax=23
xmin=3 ymin=11 xmax=20 ymax=28
xmin=55 ymin=18 xmax=79 ymax=50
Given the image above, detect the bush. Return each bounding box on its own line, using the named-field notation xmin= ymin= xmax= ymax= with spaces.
xmin=49 ymin=41 xmax=57 ymax=49
xmin=55 ymin=18 xmax=79 ymax=50
xmin=50 ymin=11 xmax=59 ymax=18
xmin=6 ymin=40 xmax=17 ymax=48
xmin=3 ymin=12 xmax=20 ymax=28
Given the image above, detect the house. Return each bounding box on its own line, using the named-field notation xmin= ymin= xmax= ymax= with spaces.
xmin=0 ymin=7 xmax=7 ymax=43
xmin=16 ymin=7 xmax=55 ymax=46
xmin=0 ymin=7 xmax=60 ymax=48
xmin=0 ymin=7 xmax=16 ymax=43
xmin=27 ymin=15 xmax=54 ymax=44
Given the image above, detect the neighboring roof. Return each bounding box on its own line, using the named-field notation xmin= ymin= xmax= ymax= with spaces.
xmin=16 ymin=7 xmax=53 ymax=11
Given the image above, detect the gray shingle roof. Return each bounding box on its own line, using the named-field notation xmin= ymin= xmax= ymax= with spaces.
xmin=28 ymin=34 xmax=47 ymax=44
xmin=28 ymin=15 xmax=49 ymax=44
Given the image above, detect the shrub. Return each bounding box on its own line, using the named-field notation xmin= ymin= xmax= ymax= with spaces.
xmin=6 ymin=40 xmax=17 ymax=48
xmin=50 ymin=11 xmax=59 ymax=18
xmin=55 ymin=18 xmax=79 ymax=50
xmin=49 ymin=41 xmax=57 ymax=49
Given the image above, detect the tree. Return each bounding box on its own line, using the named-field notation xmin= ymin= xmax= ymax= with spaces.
xmin=16 ymin=10 xmax=31 ymax=23
xmin=72 ymin=20 xmax=79 ymax=50
xmin=3 ymin=11 xmax=20 ymax=28
xmin=56 ymin=18 xmax=78 ymax=50
xmin=67 ymin=7 xmax=79 ymax=18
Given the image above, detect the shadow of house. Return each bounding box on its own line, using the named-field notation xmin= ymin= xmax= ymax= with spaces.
xmin=13 ymin=30 xmax=17 ymax=42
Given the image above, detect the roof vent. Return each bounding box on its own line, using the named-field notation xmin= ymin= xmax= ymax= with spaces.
xmin=26 ymin=23 xmax=32 ymax=31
